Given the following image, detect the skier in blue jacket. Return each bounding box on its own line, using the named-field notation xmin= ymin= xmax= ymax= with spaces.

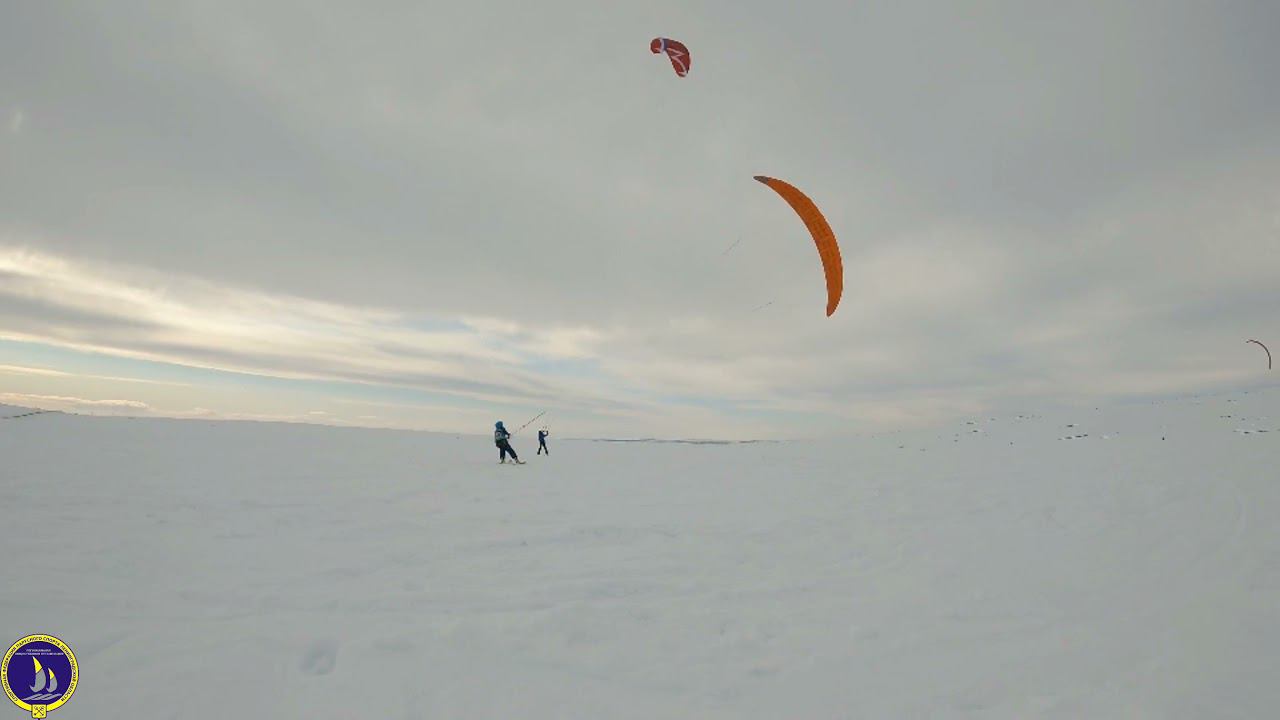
xmin=494 ymin=421 xmax=523 ymax=464
xmin=537 ymin=427 xmax=550 ymax=455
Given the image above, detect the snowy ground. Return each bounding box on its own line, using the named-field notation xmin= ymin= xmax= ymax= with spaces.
xmin=2 ymin=389 xmax=1277 ymax=718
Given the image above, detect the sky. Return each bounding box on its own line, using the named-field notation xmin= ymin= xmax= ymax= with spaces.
xmin=2 ymin=1 xmax=1278 ymax=439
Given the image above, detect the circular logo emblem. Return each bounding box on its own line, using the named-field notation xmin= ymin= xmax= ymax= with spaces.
xmin=1 ymin=635 xmax=78 ymax=718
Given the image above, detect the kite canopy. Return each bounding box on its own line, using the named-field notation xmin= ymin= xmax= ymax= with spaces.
xmin=753 ymin=175 xmax=843 ymax=317
xmin=1246 ymin=339 xmax=1272 ymax=370
xmin=650 ymin=37 xmax=691 ymax=77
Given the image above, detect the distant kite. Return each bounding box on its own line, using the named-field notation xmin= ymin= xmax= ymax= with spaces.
xmin=1246 ymin=339 xmax=1271 ymax=370
xmin=753 ymin=175 xmax=844 ymax=317
xmin=650 ymin=37 xmax=691 ymax=77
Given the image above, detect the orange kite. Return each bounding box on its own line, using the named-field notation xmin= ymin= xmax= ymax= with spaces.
xmin=753 ymin=175 xmax=843 ymax=317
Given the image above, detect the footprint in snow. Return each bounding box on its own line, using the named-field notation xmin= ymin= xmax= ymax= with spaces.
xmin=300 ymin=639 xmax=339 ymax=676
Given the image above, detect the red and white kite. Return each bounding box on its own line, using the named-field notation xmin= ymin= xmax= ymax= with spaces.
xmin=650 ymin=37 xmax=691 ymax=77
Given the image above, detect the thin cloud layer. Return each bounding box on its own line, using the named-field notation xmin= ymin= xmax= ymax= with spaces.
xmin=0 ymin=246 xmax=600 ymax=405
xmin=0 ymin=392 xmax=149 ymax=412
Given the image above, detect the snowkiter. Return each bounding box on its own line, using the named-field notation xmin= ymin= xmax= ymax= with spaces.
xmin=495 ymin=421 xmax=522 ymax=464
xmin=537 ymin=428 xmax=550 ymax=455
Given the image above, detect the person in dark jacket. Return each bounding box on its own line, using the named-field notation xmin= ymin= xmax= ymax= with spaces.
xmin=537 ymin=427 xmax=550 ymax=455
xmin=494 ymin=421 xmax=523 ymax=464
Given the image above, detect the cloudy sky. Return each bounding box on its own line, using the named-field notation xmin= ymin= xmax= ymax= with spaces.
xmin=2 ymin=1 xmax=1278 ymax=438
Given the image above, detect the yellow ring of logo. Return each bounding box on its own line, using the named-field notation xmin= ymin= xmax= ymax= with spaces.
xmin=2 ymin=635 xmax=78 ymax=717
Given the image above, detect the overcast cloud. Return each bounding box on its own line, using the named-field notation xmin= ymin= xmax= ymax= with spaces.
xmin=2 ymin=1 xmax=1277 ymax=437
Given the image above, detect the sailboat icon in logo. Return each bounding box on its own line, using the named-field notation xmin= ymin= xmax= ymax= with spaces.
xmin=25 ymin=657 xmax=60 ymax=702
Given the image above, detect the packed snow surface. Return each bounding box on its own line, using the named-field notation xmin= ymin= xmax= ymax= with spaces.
xmin=2 ymin=390 xmax=1277 ymax=718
